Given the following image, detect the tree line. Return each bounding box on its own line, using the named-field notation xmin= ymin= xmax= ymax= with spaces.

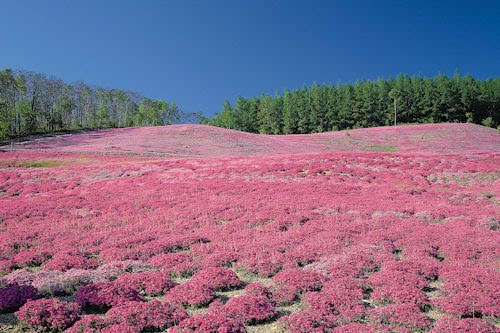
xmin=205 ymin=73 xmax=499 ymax=134
xmin=0 ymin=69 xmax=194 ymax=141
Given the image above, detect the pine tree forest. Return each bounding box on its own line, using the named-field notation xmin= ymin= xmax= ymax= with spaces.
xmin=206 ymin=73 xmax=499 ymax=134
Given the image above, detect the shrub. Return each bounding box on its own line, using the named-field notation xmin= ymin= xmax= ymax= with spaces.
xmin=148 ymin=252 xmax=192 ymax=269
xmin=165 ymin=281 xmax=215 ymax=307
xmin=147 ymin=252 xmax=198 ymax=277
xmin=282 ymin=310 xmax=337 ymax=333
xmin=76 ymin=282 xmax=143 ymax=310
xmin=481 ymin=117 xmax=494 ymax=128
xmin=239 ymin=252 xmax=284 ymax=277
xmin=434 ymin=265 xmax=499 ymax=317
xmin=333 ymin=323 xmax=378 ymax=333
xmin=16 ymin=298 xmax=81 ymax=332
xmin=44 ymin=253 xmax=97 ymax=271
xmin=271 ymin=268 xmax=324 ymax=304
xmin=326 ymin=244 xmax=391 ymax=279
xmin=430 ymin=316 xmax=498 ymax=333
xmin=66 ymin=315 xmax=107 ymax=333
xmin=223 ymin=295 xmax=276 ymax=325
xmin=244 ymin=283 xmax=274 ymax=303
xmin=94 ymin=260 xmax=152 ymax=281
xmin=199 ymin=251 xmax=239 ymax=269
xmin=171 ymin=313 xmax=247 ymax=333
xmin=190 ymin=267 xmax=242 ymax=291
xmin=370 ymin=303 xmax=431 ymax=330
xmin=12 ymin=248 xmax=52 ymax=268
xmin=379 ymin=258 xmax=439 ymax=281
xmin=114 ymin=271 xmax=174 ymax=295
xmin=368 ymin=268 xmax=429 ymax=307
xmin=106 ymin=300 xmax=188 ymax=331
xmin=101 ymin=324 xmax=140 ymax=333
xmin=31 ymin=269 xmax=102 ymax=296
xmin=3 ymin=268 xmax=36 ymax=286
xmin=305 ymin=278 xmax=365 ymax=322
xmin=0 ymin=284 xmax=39 ymax=312
xmin=30 ymin=271 xmax=69 ymax=296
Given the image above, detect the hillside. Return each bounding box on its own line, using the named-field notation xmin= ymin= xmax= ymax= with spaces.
xmin=1 ymin=123 xmax=498 ymax=157
xmin=0 ymin=123 xmax=499 ymax=332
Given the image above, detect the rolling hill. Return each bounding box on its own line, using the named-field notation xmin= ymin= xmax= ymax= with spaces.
xmin=0 ymin=123 xmax=498 ymax=332
xmin=1 ymin=123 xmax=498 ymax=157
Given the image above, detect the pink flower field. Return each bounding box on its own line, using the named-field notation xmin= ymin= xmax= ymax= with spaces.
xmin=0 ymin=123 xmax=499 ymax=332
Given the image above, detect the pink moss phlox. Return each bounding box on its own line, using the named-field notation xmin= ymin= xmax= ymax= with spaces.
xmin=281 ymin=310 xmax=338 ymax=333
xmin=171 ymin=313 xmax=247 ymax=333
xmin=430 ymin=316 xmax=498 ymax=333
xmin=44 ymin=253 xmax=98 ymax=271
xmin=11 ymin=248 xmax=52 ymax=268
xmin=0 ymin=284 xmax=39 ymax=312
xmin=66 ymin=315 xmax=108 ymax=333
xmin=75 ymin=282 xmax=143 ymax=310
xmin=304 ymin=278 xmax=365 ymax=322
xmin=244 ymin=283 xmax=275 ymax=304
xmin=101 ymin=324 xmax=140 ymax=333
xmin=15 ymin=298 xmax=81 ymax=331
xmin=190 ymin=267 xmax=242 ymax=291
xmin=332 ymin=322 xmax=379 ymax=333
xmin=271 ymin=268 xmax=325 ymax=304
xmin=147 ymin=252 xmax=199 ymax=277
xmin=94 ymin=260 xmax=153 ymax=281
xmin=223 ymin=295 xmax=276 ymax=325
xmin=114 ymin=271 xmax=174 ymax=295
xmin=368 ymin=265 xmax=430 ymax=307
xmin=370 ymin=303 xmax=431 ymax=330
xmin=326 ymin=244 xmax=392 ymax=279
xmin=3 ymin=268 xmax=37 ymax=286
xmin=105 ymin=300 xmax=188 ymax=331
xmin=434 ymin=265 xmax=500 ymax=317
xmin=165 ymin=280 xmax=216 ymax=307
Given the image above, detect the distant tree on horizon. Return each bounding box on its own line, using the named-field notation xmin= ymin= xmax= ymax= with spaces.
xmin=0 ymin=68 xmax=184 ymax=140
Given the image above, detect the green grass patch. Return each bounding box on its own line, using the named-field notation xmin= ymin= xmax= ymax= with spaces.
xmin=16 ymin=160 xmax=65 ymax=168
xmin=365 ymin=145 xmax=396 ymax=152
xmin=1 ymin=159 xmax=65 ymax=168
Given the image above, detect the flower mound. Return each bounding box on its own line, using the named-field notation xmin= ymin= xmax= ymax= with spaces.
xmin=271 ymin=268 xmax=324 ymax=304
xmin=434 ymin=265 xmax=499 ymax=317
xmin=223 ymin=295 xmax=276 ymax=325
xmin=305 ymin=278 xmax=365 ymax=322
xmin=16 ymin=298 xmax=81 ymax=332
xmin=333 ymin=323 xmax=378 ymax=333
xmin=106 ymin=300 xmax=188 ymax=331
xmin=244 ymin=283 xmax=275 ymax=303
xmin=171 ymin=313 xmax=247 ymax=333
xmin=370 ymin=303 xmax=431 ymax=331
xmin=43 ymin=253 xmax=97 ymax=271
xmin=368 ymin=265 xmax=430 ymax=307
xmin=190 ymin=267 xmax=242 ymax=291
xmin=114 ymin=271 xmax=175 ymax=295
xmin=147 ymin=252 xmax=197 ymax=277
xmin=76 ymin=282 xmax=143 ymax=310
xmin=165 ymin=281 xmax=216 ymax=307
xmin=66 ymin=315 xmax=108 ymax=333
xmin=283 ymin=310 xmax=337 ymax=333
xmin=0 ymin=284 xmax=39 ymax=312
xmin=430 ymin=316 xmax=498 ymax=333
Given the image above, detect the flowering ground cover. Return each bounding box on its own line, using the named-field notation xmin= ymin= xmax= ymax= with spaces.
xmin=0 ymin=123 xmax=499 ymax=332
xmin=2 ymin=123 xmax=498 ymax=157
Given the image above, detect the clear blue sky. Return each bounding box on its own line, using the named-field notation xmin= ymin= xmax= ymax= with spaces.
xmin=1 ymin=0 xmax=499 ymax=117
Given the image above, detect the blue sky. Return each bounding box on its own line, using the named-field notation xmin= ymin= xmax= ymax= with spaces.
xmin=0 ymin=0 xmax=499 ymax=117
